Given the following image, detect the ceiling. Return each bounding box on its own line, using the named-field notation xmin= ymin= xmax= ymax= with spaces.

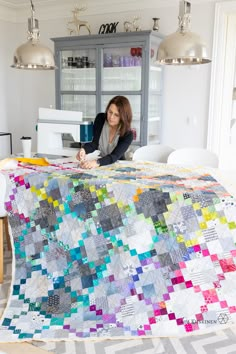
xmin=0 ymin=0 xmax=225 ymax=7
xmin=0 ymin=0 xmax=228 ymax=23
xmin=0 ymin=0 xmax=57 ymax=6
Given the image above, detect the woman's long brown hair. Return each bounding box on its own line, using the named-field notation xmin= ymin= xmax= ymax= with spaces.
xmin=105 ymin=96 xmax=133 ymax=137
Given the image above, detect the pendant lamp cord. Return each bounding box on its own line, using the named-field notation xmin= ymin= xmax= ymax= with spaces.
xmin=28 ymin=0 xmax=39 ymax=42
xmin=178 ymin=1 xmax=191 ymax=33
xmin=30 ymin=0 xmax=35 ymax=13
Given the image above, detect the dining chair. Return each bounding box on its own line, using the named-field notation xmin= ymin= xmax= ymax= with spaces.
xmin=167 ymin=147 xmax=219 ymax=168
xmin=132 ymin=144 xmax=175 ymax=163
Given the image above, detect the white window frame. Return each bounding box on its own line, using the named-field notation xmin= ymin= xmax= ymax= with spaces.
xmin=207 ymin=1 xmax=236 ymax=169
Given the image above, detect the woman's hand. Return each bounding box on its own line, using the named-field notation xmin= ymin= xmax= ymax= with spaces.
xmin=80 ymin=159 xmax=99 ymax=169
xmin=76 ymin=148 xmax=86 ymax=161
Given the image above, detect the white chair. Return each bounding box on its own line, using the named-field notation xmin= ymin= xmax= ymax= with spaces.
xmin=132 ymin=144 xmax=175 ymax=163
xmin=167 ymin=148 xmax=219 ymax=168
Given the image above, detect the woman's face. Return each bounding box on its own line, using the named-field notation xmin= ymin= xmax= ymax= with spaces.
xmin=107 ymin=104 xmax=120 ymax=128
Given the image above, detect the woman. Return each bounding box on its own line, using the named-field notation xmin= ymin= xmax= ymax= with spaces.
xmin=76 ymin=96 xmax=133 ymax=168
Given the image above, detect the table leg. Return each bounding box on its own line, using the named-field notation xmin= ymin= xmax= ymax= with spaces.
xmin=9 ymin=133 xmax=12 ymax=155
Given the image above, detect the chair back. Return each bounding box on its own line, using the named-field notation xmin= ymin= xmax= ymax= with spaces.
xmin=132 ymin=144 xmax=174 ymax=163
xmin=167 ymin=148 xmax=219 ymax=168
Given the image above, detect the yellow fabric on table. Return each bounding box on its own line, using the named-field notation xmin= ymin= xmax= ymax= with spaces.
xmin=0 ymin=157 xmax=50 ymax=169
xmin=14 ymin=157 xmax=49 ymax=166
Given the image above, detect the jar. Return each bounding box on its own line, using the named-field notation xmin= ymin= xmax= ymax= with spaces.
xmin=131 ymin=128 xmax=137 ymax=140
xmin=67 ymin=57 xmax=73 ymax=67
xmin=112 ymin=55 xmax=120 ymax=67
xmin=104 ymin=53 xmax=112 ymax=67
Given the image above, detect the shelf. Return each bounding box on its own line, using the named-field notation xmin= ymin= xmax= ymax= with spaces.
xmin=148 ymin=117 xmax=161 ymax=122
xmin=62 ymin=67 xmax=142 ymax=74
xmin=103 ymin=66 xmax=141 ymax=71
xmin=148 ymin=138 xmax=160 ymax=144
xmin=62 ymin=68 xmax=96 ymax=73
xmin=150 ymin=66 xmax=162 ymax=72
xmin=149 ymin=90 xmax=162 ymax=94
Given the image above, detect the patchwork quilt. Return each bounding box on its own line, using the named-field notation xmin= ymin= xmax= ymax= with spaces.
xmin=0 ymin=161 xmax=236 ymax=341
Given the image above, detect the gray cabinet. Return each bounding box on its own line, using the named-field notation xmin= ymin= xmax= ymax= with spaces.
xmin=52 ymin=30 xmax=163 ymax=147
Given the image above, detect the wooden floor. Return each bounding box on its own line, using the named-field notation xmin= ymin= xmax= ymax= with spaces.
xmin=0 ymin=343 xmax=53 ymax=354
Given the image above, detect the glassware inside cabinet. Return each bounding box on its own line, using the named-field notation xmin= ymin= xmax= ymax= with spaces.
xmin=147 ymin=93 xmax=161 ymax=144
xmin=61 ymin=95 xmax=96 ymax=121
xmin=148 ymin=119 xmax=161 ymax=144
xmin=149 ymin=38 xmax=162 ymax=92
xmin=150 ymin=66 xmax=162 ymax=91
xmin=102 ymin=47 xmax=142 ymax=91
xmin=148 ymin=93 xmax=161 ymax=118
xmin=148 ymin=36 xmax=162 ymax=145
xmin=148 ymin=70 xmax=162 ymax=145
xmin=102 ymin=94 xmax=141 ymax=143
xmin=60 ymin=49 xmax=96 ymax=91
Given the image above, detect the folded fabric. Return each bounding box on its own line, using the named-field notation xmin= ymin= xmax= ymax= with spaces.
xmin=14 ymin=157 xmax=49 ymax=166
xmin=0 ymin=158 xmax=18 ymax=170
xmin=0 ymin=157 xmax=49 ymax=169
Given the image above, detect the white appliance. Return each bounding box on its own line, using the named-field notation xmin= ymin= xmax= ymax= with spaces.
xmin=37 ymin=108 xmax=92 ymax=157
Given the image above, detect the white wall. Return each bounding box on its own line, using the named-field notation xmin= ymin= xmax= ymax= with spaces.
xmin=0 ymin=1 xmax=216 ymax=155
xmin=0 ymin=20 xmax=18 ymax=157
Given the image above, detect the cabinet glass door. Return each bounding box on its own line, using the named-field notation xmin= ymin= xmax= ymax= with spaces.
xmin=61 ymin=95 xmax=96 ymax=120
xmin=59 ymin=49 xmax=96 ymax=120
xmin=102 ymin=47 xmax=142 ymax=91
xmin=61 ymin=68 xmax=96 ymax=91
xmin=60 ymin=49 xmax=96 ymax=90
xmin=102 ymin=95 xmax=141 ymax=143
xmin=148 ymin=38 xmax=163 ymax=144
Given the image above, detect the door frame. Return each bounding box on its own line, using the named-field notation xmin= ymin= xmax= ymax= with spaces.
xmin=207 ymin=1 xmax=236 ymax=168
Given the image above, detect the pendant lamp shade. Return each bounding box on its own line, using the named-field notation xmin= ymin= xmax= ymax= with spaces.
xmin=156 ymin=1 xmax=211 ymax=65
xmin=11 ymin=0 xmax=56 ymax=70
xmin=12 ymin=40 xmax=56 ymax=70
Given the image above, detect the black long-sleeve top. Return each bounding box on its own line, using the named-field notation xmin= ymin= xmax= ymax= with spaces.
xmin=83 ymin=113 xmax=133 ymax=166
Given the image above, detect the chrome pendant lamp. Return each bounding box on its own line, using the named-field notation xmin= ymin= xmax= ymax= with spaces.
xmin=156 ymin=0 xmax=211 ymax=65
xmin=11 ymin=0 xmax=56 ymax=70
